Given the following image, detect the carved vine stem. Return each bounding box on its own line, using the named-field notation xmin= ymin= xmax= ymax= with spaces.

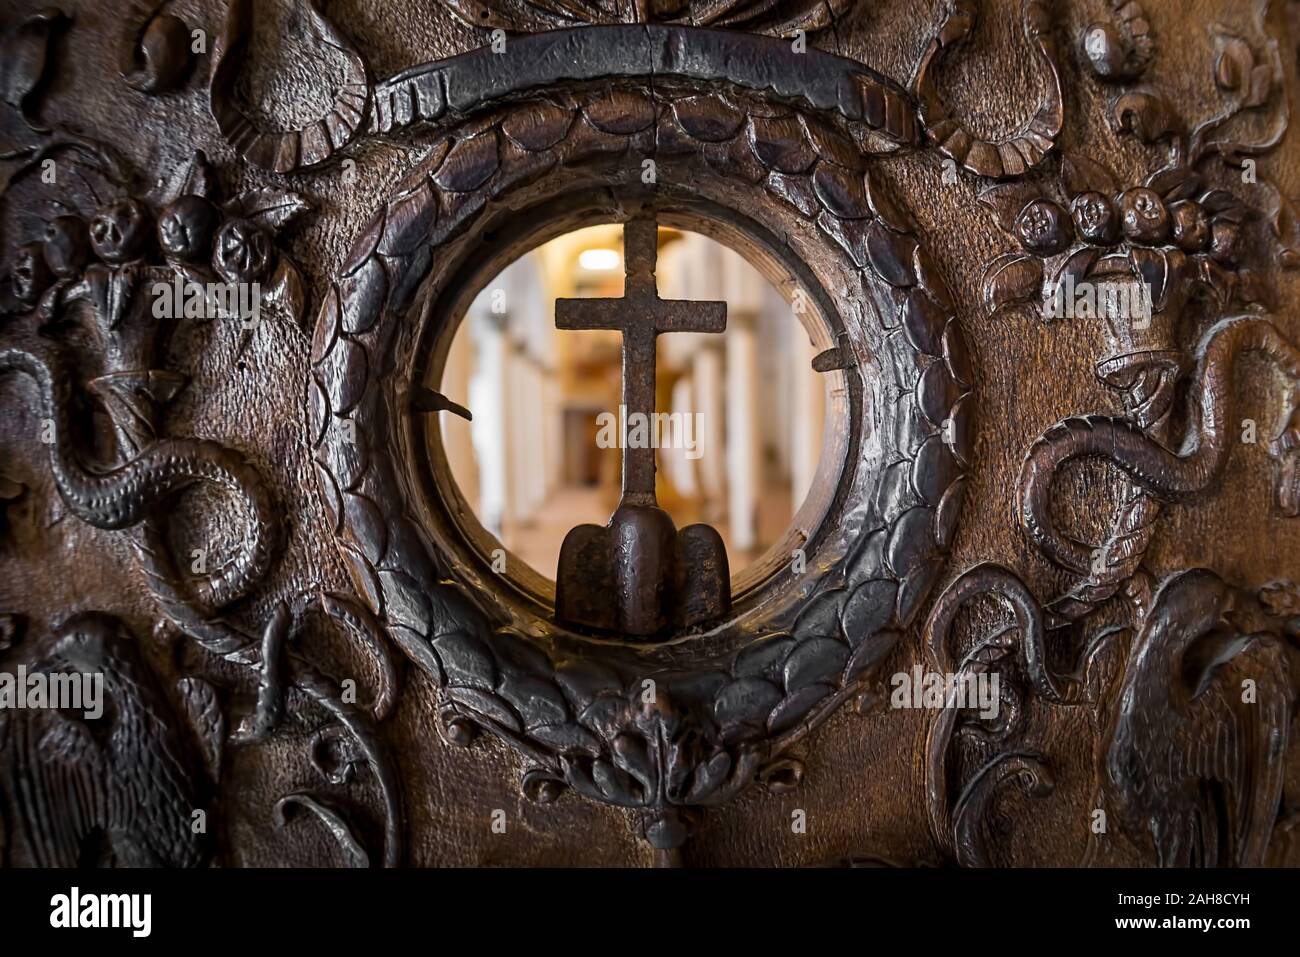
xmin=923 ymin=562 xmax=1080 ymax=862
xmin=950 ymin=752 xmax=1055 ymax=867
xmin=132 ymin=526 xmax=404 ymax=867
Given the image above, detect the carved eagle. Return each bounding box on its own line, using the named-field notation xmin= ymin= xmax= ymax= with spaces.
xmin=0 ymin=613 xmax=204 ymax=868
xmin=1104 ymin=569 xmax=1292 ymax=867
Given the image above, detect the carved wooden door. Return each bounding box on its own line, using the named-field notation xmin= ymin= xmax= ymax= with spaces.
xmin=1 ymin=0 xmax=1298 ymax=871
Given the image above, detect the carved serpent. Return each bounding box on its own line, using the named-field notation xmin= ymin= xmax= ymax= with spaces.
xmin=0 ymin=317 xmax=400 ymax=868
xmin=1019 ymin=314 xmax=1300 ymax=576
xmin=0 ymin=343 xmax=277 ymax=611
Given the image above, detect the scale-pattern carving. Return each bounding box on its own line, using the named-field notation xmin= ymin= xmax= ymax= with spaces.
xmin=443 ymin=0 xmax=854 ymax=34
xmin=309 ymin=77 xmax=974 ymax=848
xmin=912 ymin=0 xmax=1063 ymax=180
xmin=2 ymin=0 xmax=1298 ymax=869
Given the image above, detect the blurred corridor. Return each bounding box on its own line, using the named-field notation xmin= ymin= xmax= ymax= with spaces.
xmin=436 ymin=225 xmax=831 ymax=582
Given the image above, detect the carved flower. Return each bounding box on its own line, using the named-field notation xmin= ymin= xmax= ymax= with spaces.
xmin=9 ymin=242 xmax=51 ymax=304
xmin=1071 ymin=191 xmax=1119 ymax=245
xmin=1015 ymin=199 xmax=1073 ymax=256
xmin=43 ymin=215 xmax=89 ymax=278
xmin=159 ymin=195 xmax=219 ymax=263
xmin=1118 ymin=188 xmax=1170 ymax=244
xmin=212 ymin=218 xmax=272 ymax=284
xmin=90 ymin=199 xmax=153 ymax=264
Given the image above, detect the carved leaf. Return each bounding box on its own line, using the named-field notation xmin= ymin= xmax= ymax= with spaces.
xmin=1128 ymin=246 xmax=1186 ymax=310
xmin=1199 ymin=188 xmax=1247 ymax=223
xmin=176 ymin=677 xmax=225 ymax=780
xmin=1060 ymin=153 xmax=1118 ymax=197
xmin=1045 ymin=247 xmax=1099 ymax=308
xmin=226 ymin=189 xmax=311 ymax=233
xmin=1214 ymin=36 xmax=1254 ymax=93
xmin=1196 ymin=31 xmax=1285 ymax=160
xmin=1145 ymin=165 xmax=1201 ymax=202
xmin=121 ymin=9 xmax=194 ymax=95
xmin=0 ymin=8 xmax=69 ymax=131
xmin=1246 ymin=64 xmax=1273 ymax=109
xmin=1272 ymin=190 xmax=1300 ymax=269
xmin=982 ymin=253 xmax=1043 ymax=312
xmin=1111 ymin=90 xmax=1182 ymax=144
xmin=163 ymin=150 xmax=218 ymax=203
xmin=1197 ymin=258 xmax=1236 ymax=305
xmin=977 ymin=182 xmax=1041 ymax=232
xmin=265 ymin=258 xmax=307 ymax=328
xmin=274 ymin=794 xmax=370 ymax=867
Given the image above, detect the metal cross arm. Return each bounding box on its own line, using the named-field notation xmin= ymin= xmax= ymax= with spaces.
xmin=552 ymin=215 xmax=732 ymax=638
xmin=555 ymin=217 xmax=726 ymax=503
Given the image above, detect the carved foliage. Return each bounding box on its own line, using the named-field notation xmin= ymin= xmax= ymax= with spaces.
xmin=912 ymin=0 xmax=1063 ymax=180
xmin=309 ymin=76 xmax=975 ymax=829
xmin=443 ymin=0 xmax=854 ymax=34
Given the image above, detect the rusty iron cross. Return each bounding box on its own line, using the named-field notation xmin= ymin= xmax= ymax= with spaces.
xmin=555 ymin=216 xmax=726 ymax=504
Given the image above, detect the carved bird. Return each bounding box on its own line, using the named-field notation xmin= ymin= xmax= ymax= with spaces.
xmin=0 ymin=613 xmax=204 ymax=867
xmin=1104 ymin=569 xmax=1292 ymax=866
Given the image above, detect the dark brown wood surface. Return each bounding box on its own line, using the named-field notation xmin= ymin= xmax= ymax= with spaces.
xmin=0 ymin=0 xmax=1297 ymax=868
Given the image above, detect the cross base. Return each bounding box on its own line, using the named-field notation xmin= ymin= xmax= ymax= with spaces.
xmin=554 ymin=502 xmax=731 ymax=638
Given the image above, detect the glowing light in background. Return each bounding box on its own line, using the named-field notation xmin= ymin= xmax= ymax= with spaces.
xmin=578 ymin=248 xmax=620 ymax=271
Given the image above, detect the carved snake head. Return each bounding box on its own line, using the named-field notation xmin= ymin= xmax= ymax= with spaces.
xmin=48 ymin=613 xmax=140 ymax=696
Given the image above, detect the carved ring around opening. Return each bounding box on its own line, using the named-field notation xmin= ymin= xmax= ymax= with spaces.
xmin=309 ymin=78 xmax=974 ymax=803
xmin=420 ymin=194 xmax=855 ymax=631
